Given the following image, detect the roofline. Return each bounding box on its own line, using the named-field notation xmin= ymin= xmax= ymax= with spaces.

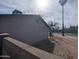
xmin=39 ymin=15 xmax=53 ymax=32
xmin=0 ymin=14 xmax=40 ymax=16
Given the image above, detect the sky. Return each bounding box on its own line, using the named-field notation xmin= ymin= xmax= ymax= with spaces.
xmin=0 ymin=0 xmax=78 ymax=28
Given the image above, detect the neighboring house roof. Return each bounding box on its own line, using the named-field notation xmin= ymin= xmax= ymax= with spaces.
xmin=12 ymin=9 xmax=22 ymax=14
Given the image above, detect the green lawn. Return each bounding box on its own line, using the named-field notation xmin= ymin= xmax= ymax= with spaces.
xmin=65 ymin=33 xmax=78 ymax=37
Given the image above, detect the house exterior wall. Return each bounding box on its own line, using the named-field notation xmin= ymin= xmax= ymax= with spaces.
xmin=0 ymin=15 xmax=49 ymax=44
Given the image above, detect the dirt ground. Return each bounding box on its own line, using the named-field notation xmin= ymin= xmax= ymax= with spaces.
xmin=49 ymin=34 xmax=78 ymax=59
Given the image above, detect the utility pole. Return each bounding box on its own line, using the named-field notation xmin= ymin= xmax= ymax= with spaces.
xmin=59 ymin=0 xmax=67 ymax=36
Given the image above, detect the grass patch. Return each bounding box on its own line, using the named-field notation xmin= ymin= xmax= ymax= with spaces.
xmin=65 ymin=33 xmax=78 ymax=37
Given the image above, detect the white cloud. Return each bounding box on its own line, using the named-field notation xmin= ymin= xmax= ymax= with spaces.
xmin=0 ymin=0 xmax=78 ymax=27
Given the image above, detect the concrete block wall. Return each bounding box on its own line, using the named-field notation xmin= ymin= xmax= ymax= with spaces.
xmin=3 ymin=38 xmax=40 ymax=59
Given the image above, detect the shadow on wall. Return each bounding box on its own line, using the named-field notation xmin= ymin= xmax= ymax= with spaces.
xmin=32 ymin=39 xmax=55 ymax=53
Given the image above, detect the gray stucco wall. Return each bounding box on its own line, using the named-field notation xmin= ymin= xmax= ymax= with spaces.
xmin=0 ymin=15 xmax=49 ymax=45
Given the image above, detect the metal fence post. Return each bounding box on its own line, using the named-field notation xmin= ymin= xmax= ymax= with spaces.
xmin=0 ymin=36 xmax=4 ymax=59
xmin=0 ymin=33 xmax=9 ymax=59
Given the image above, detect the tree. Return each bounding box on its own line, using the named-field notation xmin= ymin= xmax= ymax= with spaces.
xmin=48 ymin=21 xmax=59 ymax=37
xmin=48 ymin=21 xmax=59 ymax=32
